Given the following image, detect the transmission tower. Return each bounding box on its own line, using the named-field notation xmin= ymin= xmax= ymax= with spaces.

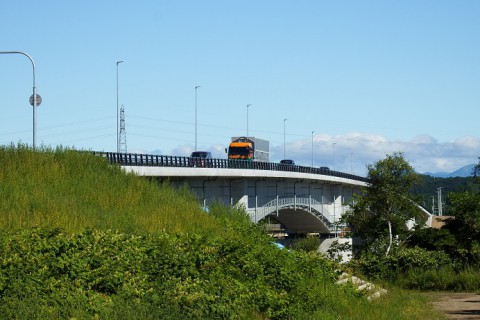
xmin=119 ymin=104 xmax=127 ymax=153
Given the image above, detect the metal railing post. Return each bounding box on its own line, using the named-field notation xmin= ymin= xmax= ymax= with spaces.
xmin=276 ymin=195 xmax=279 ymax=216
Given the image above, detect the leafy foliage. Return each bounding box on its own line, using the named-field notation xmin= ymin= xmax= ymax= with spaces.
xmin=348 ymin=246 xmax=451 ymax=280
xmin=442 ymin=192 xmax=480 ymax=264
xmin=347 ymin=156 xmax=480 ymax=291
xmin=0 ymin=226 xmax=348 ymax=319
xmin=343 ymin=152 xmax=423 ymax=256
xmin=291 ymin=236 xmax=321 ymax=252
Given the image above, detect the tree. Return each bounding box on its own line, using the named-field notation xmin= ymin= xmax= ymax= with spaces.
xmin=443 ymin=191 xmax=480 ymax=264
xmin=441 ymin=157 xmax=480 ymax=264
xmin=343 ymin=152 xmax=423 ymax=256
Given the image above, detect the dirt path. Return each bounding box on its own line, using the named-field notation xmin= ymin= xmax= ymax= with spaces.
xmin=431 ymin=293 xmax=480 ymax=319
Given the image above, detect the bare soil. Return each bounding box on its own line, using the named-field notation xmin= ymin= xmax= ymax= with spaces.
xmin=431 ymin=293 xmax=480 ymax=319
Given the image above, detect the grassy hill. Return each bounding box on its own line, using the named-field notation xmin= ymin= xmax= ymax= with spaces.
xmin=0 ymin=145 xmax=444 ymax=319
xmin=0 ymin=144 xmax=220 ymax=235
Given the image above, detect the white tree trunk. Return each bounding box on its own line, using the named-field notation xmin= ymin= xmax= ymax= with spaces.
xmin=385 ymin=220 xmax=392 ymax=257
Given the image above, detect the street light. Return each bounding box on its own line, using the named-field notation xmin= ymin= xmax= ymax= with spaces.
xmin=283 ymin=118 xmax=287 ymax=160
xmin=0 ymin=51 xmax=39 ymax=148
xmin=333 ymin=142 xmax=336 ymax=171
xmin=116 ymin=60 xmax=124 ymax=153
xmin=246 ymin=104 xmax=252 ymax=139
xmin=311 ymin=131 xmax=315 ymax=167
xmin=195 ymin=85 xmax=201 ymax=151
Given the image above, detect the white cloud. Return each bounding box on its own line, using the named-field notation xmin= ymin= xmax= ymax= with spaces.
xmin=270 ymin=133 xmax=479 ymax=176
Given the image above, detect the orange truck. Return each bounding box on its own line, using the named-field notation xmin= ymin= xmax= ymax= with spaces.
xmin=226 ymin=137 xmax=269 ymax=162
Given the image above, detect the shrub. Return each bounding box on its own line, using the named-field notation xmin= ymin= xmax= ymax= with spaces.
xmin=292 ymin=236 xmax=321 ymax=252
xmin=349 ymin=246 xmax=451 ymax=280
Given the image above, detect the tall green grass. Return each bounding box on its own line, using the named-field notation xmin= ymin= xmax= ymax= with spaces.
xmin=0 ymin=144 xmax=219 ymax=235
xmin=395 ymin=266 xmax=480 ymax=292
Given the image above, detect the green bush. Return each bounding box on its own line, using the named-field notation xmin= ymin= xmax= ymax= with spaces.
xmin=348 ymin=245 xmax=480 ymax=291
xmin=0 ymin=226 xmax=347 ymax=319
xmin=349 ymin=246 xmax=451 ymax=280
xmin=291 ymin=236 xmax=321 ymax=252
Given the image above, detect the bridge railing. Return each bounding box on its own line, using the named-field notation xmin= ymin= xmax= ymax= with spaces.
xmin=93 ymin=151 xmax=369 ymax=183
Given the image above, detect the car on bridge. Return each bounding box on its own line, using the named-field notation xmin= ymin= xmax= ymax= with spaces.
xmin=280 ymin=159 xmax=295 ymax=165
xmin=189 ymin=151 xmax=212 ymax=167
xmin=279 ymin=159 xmax=295 ymax=171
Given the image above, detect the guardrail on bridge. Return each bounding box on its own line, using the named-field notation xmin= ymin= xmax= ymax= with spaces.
xmin=93 ymin=152 xmax=369 ymax=183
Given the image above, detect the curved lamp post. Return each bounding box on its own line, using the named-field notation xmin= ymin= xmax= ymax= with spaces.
xmin=0 ymin=51 xmax=39 ymax=148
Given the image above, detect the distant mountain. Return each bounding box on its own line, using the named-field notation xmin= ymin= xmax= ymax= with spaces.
xmin=422 ymin=164 xmax=476 ymax=178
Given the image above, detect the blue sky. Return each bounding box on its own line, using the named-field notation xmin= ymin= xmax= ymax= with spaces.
xmin=1 ymin=1 xmax=479 ymax=175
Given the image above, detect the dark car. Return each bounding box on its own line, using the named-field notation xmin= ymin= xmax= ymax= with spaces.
xmin=280 ymin=159 xmax=295 ymax=165
xmin=189 ymin=151 xmax=212 ymax=167
xmin=319 ymin=166 xmax=330 ymax=171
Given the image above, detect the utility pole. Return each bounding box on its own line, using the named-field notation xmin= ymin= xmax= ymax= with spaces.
xmin=431 ymin=196 xmax=436 ymax=215
xmin=283 ymin=118 xmax=287 ymax=160
xmin=437 ymin=187 xmax=443 ymax=216
xmin=119 ymin=104 xmax=127 ymax=153
xmin=195 ymin=85 xmax=201 ymax=151
xmin=116 ymin=60 xmax=124 ymax=153
xmin=247 ymin=104 xmax=252 ymax=139
xmin=311 ymin=131 xmax=315 ymax=167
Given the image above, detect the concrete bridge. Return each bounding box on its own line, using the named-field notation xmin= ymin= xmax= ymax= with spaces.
xmin=97 ymin=152 xmax=369 ymax=236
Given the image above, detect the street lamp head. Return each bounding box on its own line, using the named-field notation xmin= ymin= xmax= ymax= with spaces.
xmin=117 ymin=60 xmax=124 ymax=65
xmin=195 ymin=85 xmax=201 ymax=89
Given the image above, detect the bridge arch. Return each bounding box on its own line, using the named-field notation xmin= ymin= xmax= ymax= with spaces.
xmin=246 ymin=196 xmax=344 ymax=234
